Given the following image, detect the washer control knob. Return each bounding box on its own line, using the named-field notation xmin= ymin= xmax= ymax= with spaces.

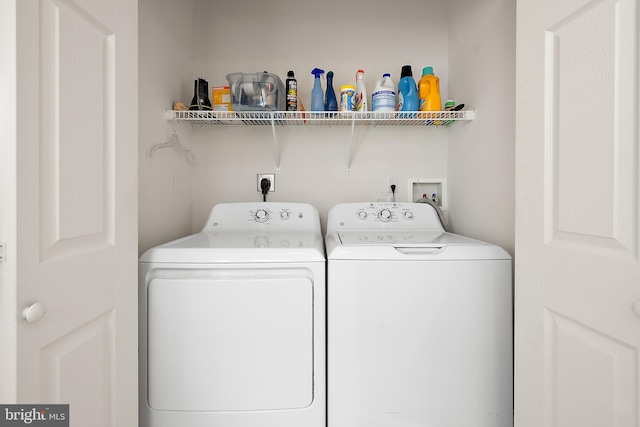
xmin=379 ymin=209 xmax=392 ymax=222
xmin=255 ymin=209 xmax=269 ymax=223
xmin=280 ymin=210 xmax=290 ymax=220
xmin=403 ymin=211 xmax=414 ymax=220
xmin=357 ymin=210 xmax=367 ymax=220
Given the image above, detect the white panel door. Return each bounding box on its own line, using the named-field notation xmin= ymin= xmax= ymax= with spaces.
xmin=0 ymin=0 xmax=138 ymax=425
xmin=515 ymin=0 xmax=640 ymax=425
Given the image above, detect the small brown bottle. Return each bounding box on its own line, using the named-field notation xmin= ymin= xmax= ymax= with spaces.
xmin=286 ymin=70 xmax=297 ymax=111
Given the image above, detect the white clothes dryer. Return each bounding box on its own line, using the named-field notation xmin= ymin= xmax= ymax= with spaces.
xmin=326 ymin=202 xmax=513 ymax=427
xmin=139 ymin=202 xmax=325 ymax=427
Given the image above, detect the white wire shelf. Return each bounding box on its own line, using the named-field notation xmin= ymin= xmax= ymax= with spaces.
xmin=164 ymin=109 xmax=475 ymax=126
xmin=163 ymin=109 xmax=476 ymax=172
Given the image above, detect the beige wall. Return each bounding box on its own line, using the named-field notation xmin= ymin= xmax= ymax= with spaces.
xmin=139 ymin=0 xmax=195 ymax=254
xmin=447 ymin=0 xmax=517 ymax=255
xmin=138 ymin=0 xmax=516 ymax=256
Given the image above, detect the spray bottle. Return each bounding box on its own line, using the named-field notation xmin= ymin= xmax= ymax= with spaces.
xmin=355 ymin=69 xmax=368 ymax=111
xmin=325 ymin=71 xmax=338 ymax=111
xmin=311 ymin=68 xmax=325 ymax=111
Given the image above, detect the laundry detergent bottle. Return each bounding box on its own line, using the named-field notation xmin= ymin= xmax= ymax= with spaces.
xmin=325 ymin=71 xmax=338 ymax=111
xmin=397 ymin=65 xmax=419 ymax=111
xmin=311 ymin=68 xmax=325 ymax=111
xmin=418 ymin=66 xmax=442 ymax=111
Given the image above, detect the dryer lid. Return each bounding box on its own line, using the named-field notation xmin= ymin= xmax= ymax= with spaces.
xmin=139 ymin=231 xmax=325 ymax=263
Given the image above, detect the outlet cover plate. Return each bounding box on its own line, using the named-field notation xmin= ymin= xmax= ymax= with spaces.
xmin=257 ymin=174 xmax=275 ymax=192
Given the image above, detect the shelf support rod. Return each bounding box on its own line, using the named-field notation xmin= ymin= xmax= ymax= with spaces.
xmin=270 ymin=113 xmax=281 ymax=172
xmin=346 ymin=114 xmax=356 ymax=172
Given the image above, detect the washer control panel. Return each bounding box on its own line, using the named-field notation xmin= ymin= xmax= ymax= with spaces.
xmin=354 ymin=204 xmax=414 ymax=225
xmin=328 ymin=202 xmax=444 ymax=233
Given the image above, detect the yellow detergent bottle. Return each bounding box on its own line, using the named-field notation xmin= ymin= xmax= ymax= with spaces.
xmin=418 ymin=66 xmax=442 ymax=111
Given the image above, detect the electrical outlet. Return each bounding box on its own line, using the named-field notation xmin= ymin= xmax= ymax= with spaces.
xmin=387 ymin=175 xmax=398 ymax=192
xmin=257 ymin=174 xmax=275 ymax=192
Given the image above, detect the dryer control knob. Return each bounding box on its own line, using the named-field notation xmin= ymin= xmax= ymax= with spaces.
xmin=357 ymin=210 xmax=367 ymax=220
xmin=280 ymin=210 xmax=290 ymax=220
xmin=379 ymin=209 xmax=392 ymax=222
xmin=255 ymin=209 xmax=269 ymax=223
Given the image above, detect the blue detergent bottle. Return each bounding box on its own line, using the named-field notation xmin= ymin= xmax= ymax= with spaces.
xmin=311 ymin=68 xmax=325 ymax=111
xmin=325 ymin=71 xmax=338 ymax=111
xmin=397 ymin=65 xmax=419 ymax=111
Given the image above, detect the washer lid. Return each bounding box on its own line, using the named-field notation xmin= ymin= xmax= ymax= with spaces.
xmin=337 ymin=230 xmax=481 ymax=246
xmin=328 ymin=231 xmax=511 ymax=260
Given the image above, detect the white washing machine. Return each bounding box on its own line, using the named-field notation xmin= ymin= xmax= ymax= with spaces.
xmin=326 ymin=202 xmax=513 ymax=427
xmin=139 ymin=202 xmax=325 ymax=427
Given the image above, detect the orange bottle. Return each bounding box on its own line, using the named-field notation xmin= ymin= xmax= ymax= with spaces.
xmin=418 ymin=67 xmax=442 ymax=111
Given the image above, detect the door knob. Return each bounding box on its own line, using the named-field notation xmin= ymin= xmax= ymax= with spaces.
xmin=22 ymin=302 xmax=46 ymax=323
xmin=632 ymin=299 xmax=640 ymax=319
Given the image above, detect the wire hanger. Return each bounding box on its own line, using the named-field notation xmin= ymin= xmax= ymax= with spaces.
xmin=147 ymin=127 xmax=197 ymax=164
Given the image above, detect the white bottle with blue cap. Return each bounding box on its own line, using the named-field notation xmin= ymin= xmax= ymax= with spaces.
xmin=372 ymin=73 xmax=396 ymax=112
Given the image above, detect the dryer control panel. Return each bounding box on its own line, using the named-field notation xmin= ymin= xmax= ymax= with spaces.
xmin=251 ymin=207 xmax=297 ymax=224
xmin=327 ymin=202 xmax=444 ymax=233
xmin=202 ymin=202 xmax=321 ymax=233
